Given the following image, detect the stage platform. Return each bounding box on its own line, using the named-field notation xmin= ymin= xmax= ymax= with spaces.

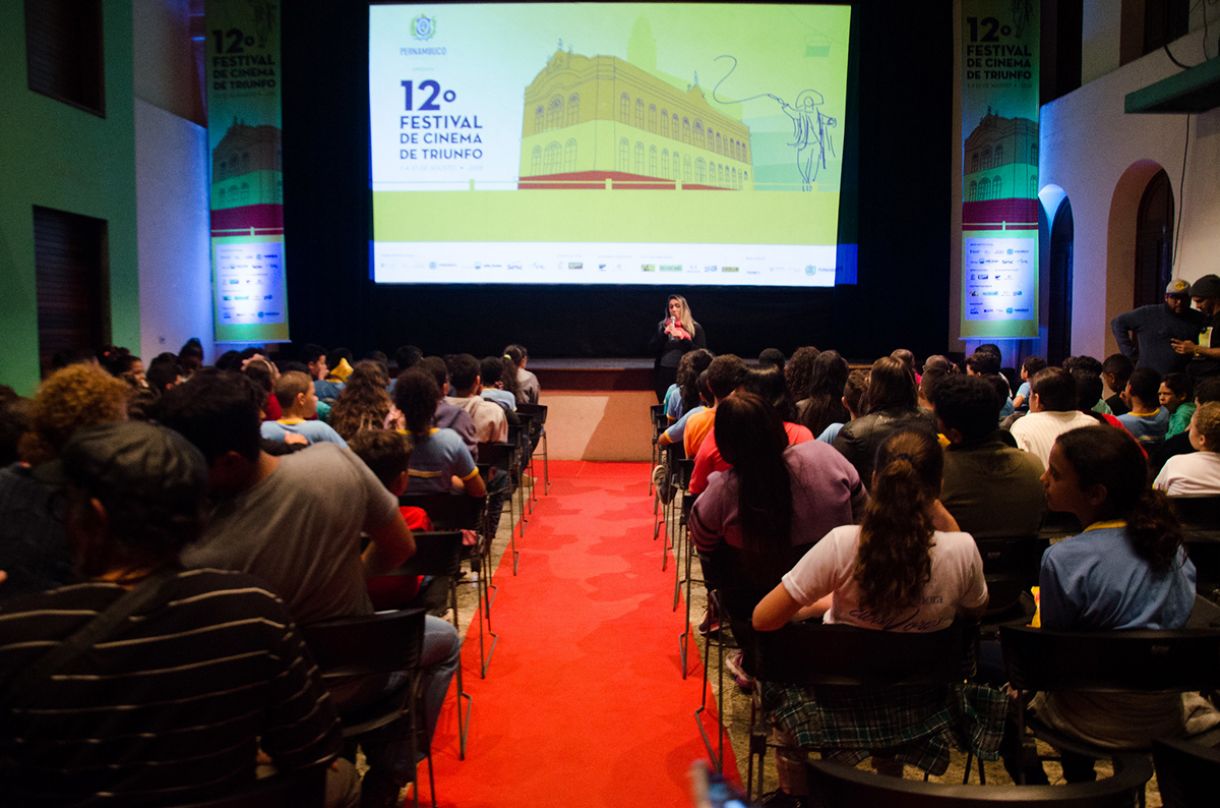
xmin=530 ymin=358 xmax=655 ymax=462
xmin=529 ymin=357 xmax=654 ymax=392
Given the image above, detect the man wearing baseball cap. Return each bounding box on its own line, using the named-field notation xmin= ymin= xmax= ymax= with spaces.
xmin=1111 ymin=278 xmax=1205 ymax=375
xmin=0 ymin=421 xmax=356 ymax=806
xmin=1171 ymin=274 xmax=1220 ymax=380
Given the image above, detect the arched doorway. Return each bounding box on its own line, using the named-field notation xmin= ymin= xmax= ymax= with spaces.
xmin=1133 ymin=169 xmax=1174 ymax=307
xmin=1046 ymin=198 xmax=1074 ymax=366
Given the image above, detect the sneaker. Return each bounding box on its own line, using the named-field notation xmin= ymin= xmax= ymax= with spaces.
xmin=652 ymin=464 xmax=666 ymax=489
xmin=724 ymin=650 xmax=754 ymax=692
xmin=697 ymin=608 xmax=721 ymax=637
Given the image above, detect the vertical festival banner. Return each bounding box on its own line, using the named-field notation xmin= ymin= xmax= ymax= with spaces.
xmin=206 ymin=0 xmax=289 ymax=343
xmin=961 ymin=0 xmax=1039 ymax=339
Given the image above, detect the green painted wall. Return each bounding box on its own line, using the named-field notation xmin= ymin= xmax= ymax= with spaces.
xmin=0 ymin=1 xmax=138 ymax=395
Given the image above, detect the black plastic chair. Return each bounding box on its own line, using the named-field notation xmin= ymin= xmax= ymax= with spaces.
xmin=1000 ymin=625 xmax=1220 ymax=789
xmin=301 ymin=608 xmax=432 ymax=807
xmin=974 ymin=535 xmax=1046 ymax=631
xmin=806 ymin=753 xmax=1153 ymax=808
xmin=648 ymin=404 xmax=667 ymax=494
xmin=389 ymin=531 xmax=474 ymax=756
xmin=1038 ymin=510 xmax=1082 ymax=543
xmin=736 ymin=615 xmax=977 ymax=799
xmin=1170 ymin=496 xmax=1220 ymax=600
xmin=478 ymin=440 xmax=519 ymax=574
xmin=1152 ymin=735 xmax=1220 ymax=808
xmin=170 ymin=762 xmax=329 ymax=808
xmin=517 ymin=401 xmax=549 ymax=495
xmin=400 ymin=493 xmax=498 ymax=678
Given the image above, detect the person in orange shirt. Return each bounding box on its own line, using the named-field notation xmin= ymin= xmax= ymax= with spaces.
xmin=683 ymin=354 xmax=747 ymax=457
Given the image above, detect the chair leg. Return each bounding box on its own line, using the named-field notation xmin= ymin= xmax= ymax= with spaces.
xmin=448 ymin=586 xmax=472 ymax=760
xmin=541 ymin=431 xmax=549 ymax=494
xmin=694 ymin=614 xmax=726 ymax=772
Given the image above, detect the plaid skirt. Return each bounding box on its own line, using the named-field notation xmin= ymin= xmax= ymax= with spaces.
xmin=763 ymin=682 xmax=1008 ymax=776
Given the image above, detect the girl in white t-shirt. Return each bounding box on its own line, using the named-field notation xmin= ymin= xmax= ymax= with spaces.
xmin=752 ymin=429 xmax=990 ymax=796
xmin=1154 ymin=401 xmax=1220 ymax=496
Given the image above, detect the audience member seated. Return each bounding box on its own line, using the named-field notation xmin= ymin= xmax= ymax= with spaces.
xmin=1151 ymin=377 xmax=1220 ymax=474
xmin=1117 ymin=367 xmax=1169 ymax=446
xmin=349 ymin=429 xmax=434 ymax=610
xmin=795 ymin=350 xmax=849 ymax=440
xmin=324 ymin=347 xmax=355 ymax=395
xmin=690 ymin=392 xmax=865 ymax=589
xmin=479 ymin=355 xmax=519 ymax=413
xmin=1004 ymin=425 xmax=1219 ymax=784
xmin=178 ymin=336 xmax=205 ymax=377
xmin=817 ymin=368 xmax=867 ymax=444
xmin=1154 ymin=402 xmax=1220 ymax=496
xmin=408 ymin=356 xmax=479 ymax=457
xmin=261 ymin=371 xmax=348 ymax=448
xmin=1009 ymin=367 xmax=1098 ymax=466
xmin=752 ymin=430 xmax=999 ymax=797
xmin=1161 ymin=372 xmax=1196 ymax=439
xmin=395 ymin=369 xmax=486 ymax=497
xmin=1063 ymin=355 xmax=1113 ymax=414
xmin=0 ymin=421 xmax=356 ymax=807
xmin=158 ymin=370 xmax=458 ymax=807
xmin=667 ymin=349 xmax=713 ymax=424
xmin=1101 ymin=353 xmax=1133 ymax=416
xmin=935 ymin=375 xmax=1045 ymax=538
xmin=504 ymin=343 xmax=539 ymax=405
xmin=832 ymin=356 xmax=936 ymax=483
xmin=657 ymin=369 xmax=710 ymax=449
xmin=444 ymin=354 xmax=508 ymax=445
xmin=967 ymin=348 xmax=1014 ymax=418
xmin=689 ymin=368 xmax=812 ymax=495
xmin=684 ymin=354 xmax=748 ymax=457
xmin=783 ymin=346 xmax=820 ymax=405
xmin=330 ymin=360 xmax=394 ymax=441
xmin=146 ymin=351 xmax=184 ymax=396
xmin=242 ymin=356 xmax=282 ymax=421
xmin=0 ymin=365 xmax=129 ymax=603
xmin=1011 ymin=356 xmax=1047 ymax=412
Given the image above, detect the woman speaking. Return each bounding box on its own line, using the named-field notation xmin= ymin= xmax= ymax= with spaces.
xmin=651 ymin=294 xmax=707 ymax=402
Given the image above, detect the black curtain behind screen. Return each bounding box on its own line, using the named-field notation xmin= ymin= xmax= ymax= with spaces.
xmin=281 ymin=1 xmax=952 ymax=362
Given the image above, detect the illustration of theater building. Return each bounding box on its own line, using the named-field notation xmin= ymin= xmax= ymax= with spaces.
xmin=519 ymin=49 xmax=753 ymax=190
xmin=210 ymin=120 xmax=284 ymax=236
xmin=962 ymin=110 xmax=1038 ymax=231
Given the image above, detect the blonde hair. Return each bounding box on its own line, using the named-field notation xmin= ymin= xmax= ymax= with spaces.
xmin=667 ymin=294 xmax=695 ymax=335
xmin=1195 ymin=401 xmax=1220 ymax=450
xmin=29 ymin=365 xmax=129 ymax=461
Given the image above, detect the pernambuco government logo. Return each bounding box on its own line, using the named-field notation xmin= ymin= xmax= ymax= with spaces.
xmin=411 ymin=14 xmax=436 ymax=41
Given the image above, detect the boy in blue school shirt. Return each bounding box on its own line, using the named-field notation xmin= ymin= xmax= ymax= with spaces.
xmin=1117 ymin=367 xmax=1169 ymax=446
xmin=261 ymin=371 xmax=348 ymax=448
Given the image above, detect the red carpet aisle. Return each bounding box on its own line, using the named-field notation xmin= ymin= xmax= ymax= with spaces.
xmin=422 ymin=461 xmax=739 ymax=807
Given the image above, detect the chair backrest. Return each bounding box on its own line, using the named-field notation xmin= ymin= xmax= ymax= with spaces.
xmin=974 ymin=535 xmax=1046 ymax=588
xmin=1170 ymin=495 xmax=1220 ymax=538
xmin=477 ymin=441 xmax=515 ymax=471
xmin=806 ymin=753 xmax=1153 ymax=808
xmin=747 ymin=619 xmax=970 ymax=687
xmin=517 ymin=402 xmax=547 ymax=423
xmin=1039 ymin=509 xmax=1083 ymax=542
xmin=396 ymin=530 xmax=463 ymax=578
xmin=302 ymin=608 xmax=426 ymax=687
xmin=999 ymin=624 xmax=1220 ymax=693
xmin=1152 ymin=736 xmax=1220 ymax=808
xmin=399 ymin=492 xmax=486 ymax=531
xmin=170 ymin=763 xmax=328 ymax=808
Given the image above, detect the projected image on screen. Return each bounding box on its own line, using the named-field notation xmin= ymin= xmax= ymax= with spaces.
xmin=369 ymin=3 xmax=851 ymax=287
